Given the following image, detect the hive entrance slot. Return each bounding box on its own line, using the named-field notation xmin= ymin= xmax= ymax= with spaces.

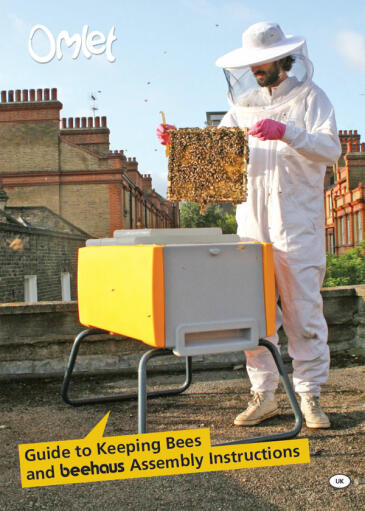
xmin=185 ymin=328 xmax=252 ymax=348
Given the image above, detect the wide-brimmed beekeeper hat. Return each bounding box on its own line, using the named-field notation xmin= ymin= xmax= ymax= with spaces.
xmin=216 ymin=22 xmax=306 ymax=69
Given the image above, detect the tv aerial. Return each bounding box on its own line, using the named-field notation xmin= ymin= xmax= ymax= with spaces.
xmin=90 ymin=90 xmax=102 ymax=119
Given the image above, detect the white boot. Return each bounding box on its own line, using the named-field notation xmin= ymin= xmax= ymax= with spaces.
xmin=300 ymin=395 xmax=330 ymax=429
xmin=234 ymin=391 xmax=279 ymax=426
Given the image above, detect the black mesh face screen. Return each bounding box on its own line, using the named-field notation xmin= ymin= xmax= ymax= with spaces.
xmin=221 ymin=54 xmax=313 ymax=108
xmin=223 ymin=67 xmax=257 ymax=105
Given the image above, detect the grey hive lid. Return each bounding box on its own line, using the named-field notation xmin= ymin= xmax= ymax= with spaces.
xmin=86 ymin=227 xmax=240 ymax=246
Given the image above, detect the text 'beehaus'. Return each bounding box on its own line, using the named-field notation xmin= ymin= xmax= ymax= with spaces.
xmin=28 ymin=25 xmax=117 ymax=63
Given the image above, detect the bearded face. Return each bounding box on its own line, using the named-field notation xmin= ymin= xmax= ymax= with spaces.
xmin=250 ymin=61 xmax=282 ymax=87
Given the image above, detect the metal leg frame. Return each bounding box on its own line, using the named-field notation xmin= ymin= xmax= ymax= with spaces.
xmin=62 ymin=330 xmax=301 ymax=443
xmin=61 ymin=328 xmax=192 ymax=408
xmin=216 ymin=339 xmax=302 ymax=446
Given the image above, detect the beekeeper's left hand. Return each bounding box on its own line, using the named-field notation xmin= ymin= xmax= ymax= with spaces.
xmin=248 ymin=119 xmax=286 ymax=141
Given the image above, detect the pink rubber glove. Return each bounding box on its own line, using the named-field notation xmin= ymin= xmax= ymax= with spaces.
xmin=156 ymin=123 xmax=176 ymax=145
xmin=248 ymin=119 xmax=286 ymax=141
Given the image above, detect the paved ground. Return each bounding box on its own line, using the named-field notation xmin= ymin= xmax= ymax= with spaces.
xmin=0 ymin=357 xmax=364 ymax=511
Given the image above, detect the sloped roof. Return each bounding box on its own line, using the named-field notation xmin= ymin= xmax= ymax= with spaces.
xmin=2 ymin=206 xmax=90 ymax=237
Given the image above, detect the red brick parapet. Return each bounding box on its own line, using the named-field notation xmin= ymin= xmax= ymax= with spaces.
xmin=0 ymin=88 xmax=62 ymax=122
xmin=0 ymin=88 xmax=57 ymax=103
xmin=61 ymin=116 xmax=107 ymax=129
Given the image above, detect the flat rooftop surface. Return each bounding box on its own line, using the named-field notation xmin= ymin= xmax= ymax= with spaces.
xmin=1 ymin=362 xmax=364 ymax=510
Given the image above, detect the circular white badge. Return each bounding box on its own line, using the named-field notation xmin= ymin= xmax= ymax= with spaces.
xmin=329 ymin=474 xmax=351 ymax=489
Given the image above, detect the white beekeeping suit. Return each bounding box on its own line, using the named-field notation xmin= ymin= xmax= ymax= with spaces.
xmin=216 ymin=22 xmax=341 ymax=414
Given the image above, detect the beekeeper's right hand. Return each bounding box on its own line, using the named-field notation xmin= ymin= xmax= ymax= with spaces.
xmin=156 ymin=123 xmax=176 ymax=145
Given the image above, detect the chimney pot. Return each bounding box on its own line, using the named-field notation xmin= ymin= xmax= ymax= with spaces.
xmin=51 ymin=88 xmax=57 ymax=100
xmin=95 ymin=116 xmax=100 ymax=128
xmin=101 ymin=116 xmax=107 ymax=127
xmin=1 ymin=91 xmax=7 ymax=102
xmin=347 ymin=141 xmax=352 ymax=153
xmin=88 ymin=117 xmax=93 ymax=128
xmin=23 ymin=89 xmax=29 ymax=101
xmin=75 ymin=117 xmax=80 ymax=128
xmin=61 ymin=118 xmax=67 ymax=129
xmin=30 ymin=89 xmax=35 ymax=101
xmin=81 ymin=117 xmax=87 ymax=128
xmin=8 ymin=90 xmax=14 ymax=102
xmin=68 ymin=117 xmax=74 ymax=128
xmin=15 ymin=90 xmax=21 ymax=102
xmin=44 ymin=88 xmax=50 ymax=100
xmin=37 ymin=89 xmax=43 ymax=101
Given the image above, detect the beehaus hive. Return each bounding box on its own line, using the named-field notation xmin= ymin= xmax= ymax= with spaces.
xmin=78 ymin=228 xmax=276 ymax=356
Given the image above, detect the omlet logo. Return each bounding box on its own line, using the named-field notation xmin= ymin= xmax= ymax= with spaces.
xmin=329 ymin=474 xmax=351 ymax=489
xmin=28 ymin=25 xmax=117 ymax=63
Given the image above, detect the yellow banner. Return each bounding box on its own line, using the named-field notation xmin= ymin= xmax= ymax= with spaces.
xmin=18 ymin=413 xmax=310 ymax=487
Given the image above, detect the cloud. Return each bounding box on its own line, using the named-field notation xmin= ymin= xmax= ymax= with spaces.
xmin=335 ymin=30 xmax=365 ymax=74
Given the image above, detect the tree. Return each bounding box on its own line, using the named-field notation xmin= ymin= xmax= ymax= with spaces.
xmin=323 ymin=242 xmax=365 ymax=287
xmin=179 ymin=202 xmax=237 ymax=234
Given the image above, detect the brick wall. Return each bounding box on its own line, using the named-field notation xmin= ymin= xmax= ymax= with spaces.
xmin=59 ymin=183 xmax=110 ymax=238
xmin=60 ymin=141 xmax=106 ymax=171
xmin=6 ymin=184 xmax=61 ymax=214
xmin=109 ymin=183 xmax=124 ymax=234
xmin=0 ymin=223 xmax=86 ymax=302
xmin=0 ymin=121 xmax=60 ymax=172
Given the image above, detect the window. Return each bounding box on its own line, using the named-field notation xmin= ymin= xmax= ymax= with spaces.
xmin=325 ymin=196 xmax=330 ymax=218
xmin=359 ymin=212 xmax=363 ymax=243
xmin=346 ymin=215 xmax=350 ymax=244
xmin=61 ymin=272 xmax=71 ymax=301
xmin=354 ymin=211 xmax=363 ymax=244
xmin=337 ymin=216 xmax=344 ymax=245
xmin=327 ymin=232 xmax=335 ymax=254
xmin=24 ymin=275 xmax=38 ymax=303
xmin=354 ymin=214 xmax=358 ymax=244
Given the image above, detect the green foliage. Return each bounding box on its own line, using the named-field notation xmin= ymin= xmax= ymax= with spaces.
xmin=179 ymin=202 xmax=237 ymax=234
xmin=324 ymin=241 xmax=365 ymax=287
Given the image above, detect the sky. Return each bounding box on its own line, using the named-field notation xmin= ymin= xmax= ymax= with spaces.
xmin=0 ymin=0 xmax=364 ymax=196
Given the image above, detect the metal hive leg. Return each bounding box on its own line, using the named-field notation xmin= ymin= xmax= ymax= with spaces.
xmin=61 ymin=329 xmax=192 ymax=408
xmin=138 ymin=349 xmax=193 ymax=434
xmin=215 ymin=339 xmax=302 ymax=446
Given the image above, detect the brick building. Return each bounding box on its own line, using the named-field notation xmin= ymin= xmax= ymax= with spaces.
xmin=0 ymin=88 xmax=178 ymax=238
xmin=0 ymin=189 xmax=88 ymax=302
xmin=324 ymin=130 xmax=365 ymax=254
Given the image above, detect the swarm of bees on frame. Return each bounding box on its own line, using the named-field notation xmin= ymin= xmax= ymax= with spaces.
xmin=168 ymin=127 xmax=248 ymax=214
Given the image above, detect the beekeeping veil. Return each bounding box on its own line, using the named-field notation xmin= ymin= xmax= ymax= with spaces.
xmin=216 ymin=22 xmax=313 ymax=111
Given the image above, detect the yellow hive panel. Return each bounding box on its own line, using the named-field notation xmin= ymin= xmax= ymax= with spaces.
xmin=261 ymin=243 xmax=276 ymax=337
xmin=77 ymin=245 xmax=165 ymax=347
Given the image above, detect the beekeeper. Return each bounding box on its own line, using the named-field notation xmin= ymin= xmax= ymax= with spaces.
xmin=215 ymin=21 xmax=341 ymax=428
